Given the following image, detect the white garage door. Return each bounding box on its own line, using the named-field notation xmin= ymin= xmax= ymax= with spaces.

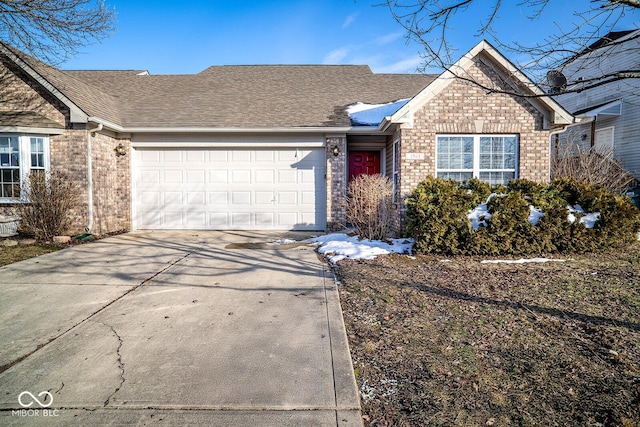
xmin=134 ymin=148 xmax=326 ymax=230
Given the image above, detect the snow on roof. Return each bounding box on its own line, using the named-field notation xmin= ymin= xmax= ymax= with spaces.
xmin=347 ymin=98 xmax=410 ymax=126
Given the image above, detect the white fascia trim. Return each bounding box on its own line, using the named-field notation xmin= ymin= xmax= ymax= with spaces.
xmin=0 ymin=44 xmax=88 ymax=123
xmin=0 ymin=126 xmax=64 ymax=135
xmin=132 ymin=141 xmax=327 ymax=148
xmin=385 ymin=40 xmax=574 ymax=128
xmin=88 ymin=118 xmax=354 ymax=135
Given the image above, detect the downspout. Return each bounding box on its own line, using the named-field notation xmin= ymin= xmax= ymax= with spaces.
xmin=86 ymin=122 xmax=103 ymax=232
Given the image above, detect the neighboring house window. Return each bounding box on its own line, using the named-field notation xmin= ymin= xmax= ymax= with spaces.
xmin=436 ymin=134 xmax=518 ymax=185
xmin=0 ymin=135 xmax=50 ymax=200
xmin=594 ymin=126 xmax=614 ymax=155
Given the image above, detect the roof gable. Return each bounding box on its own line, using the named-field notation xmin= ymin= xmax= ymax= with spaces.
xmin=385 ymin=40 xmax=573 ymax=130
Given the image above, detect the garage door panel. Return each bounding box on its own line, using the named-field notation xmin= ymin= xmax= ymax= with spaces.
xmin=231 ymin=169 xmax=251 ymax=184
xmin=209 ymin=192 xmax=228 ymax=204
xmin=186 ymin=170 xmax=205 ymax=183
xmin=278 ymin=170 xmax=297 ymax=184
xmin=255 ymin=170 xmax=274 ymax=183
xmin=255 ymin=191 xmax=274 ymax=205
xmin=209 ymin=170 xmax=228 ymax=183
xmin=231 ymin=213 xmax=251 ymax=227
xmin=135 ymin=148 xmax=325 ymax=230
xmin=164 ymin=170 xmax=183 ymax=184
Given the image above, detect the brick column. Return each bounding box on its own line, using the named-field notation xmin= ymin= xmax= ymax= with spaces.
xmin=326 ymin=136 xmax=347 ymax=231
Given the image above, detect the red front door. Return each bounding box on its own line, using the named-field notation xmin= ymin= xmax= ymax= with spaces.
xmin=349 ymin=151 xmax=381 ymax=182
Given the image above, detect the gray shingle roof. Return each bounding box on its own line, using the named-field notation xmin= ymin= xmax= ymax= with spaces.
xmin=4 ymin=45 xmax=437 ymax=129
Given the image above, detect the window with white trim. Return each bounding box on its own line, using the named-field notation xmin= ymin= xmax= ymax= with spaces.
xmin=436 ymin=134 xmax=518 ymax=185
xmin=0 ymin=135 xmax=50 ymax=200
xmin=594 ymin=126 xmax=614 ymax=155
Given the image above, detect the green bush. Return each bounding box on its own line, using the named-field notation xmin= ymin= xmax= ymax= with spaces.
xmin=405 ymin=177 xmax=640 ymax=255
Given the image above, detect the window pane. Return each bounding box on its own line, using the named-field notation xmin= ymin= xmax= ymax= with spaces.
xmin=0 ymin=168 xmax=20 ymax=198
xmin=463 ymin=154 xmax=473 ymax=169
xmin=480 ymin=137 xmax=491 ymax=153
xmin=505 ymin=154 xmax=516 ymax=169
xmin=504 ymin=137 xmax=516 ymax=153
xmin=30 ymin=137 xmax=45 ymax=169
xmin=479 ymin=171 xmax=515 ymax=186
xmin=480 ymin=154 xmax=490 ymax=168
xmin=463 ymin=137 xmax=473 ymax=152
xmin=438 ymin=171 xmax=473 ymax=182
xmin=450 ymin=153 xmax=462 ymax=168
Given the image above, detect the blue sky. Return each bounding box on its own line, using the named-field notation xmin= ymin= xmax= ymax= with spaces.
xmin=61 ymin=0 xmax=639 ymax=75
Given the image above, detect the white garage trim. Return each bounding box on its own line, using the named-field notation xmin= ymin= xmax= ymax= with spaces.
xmin=132 ymin=147 xmax=326 ymax=231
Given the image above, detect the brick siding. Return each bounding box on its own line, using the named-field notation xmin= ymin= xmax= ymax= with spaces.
xmin=326 ymin=136 xmax=347 ymax=230
xmin=0 ymin=60 xmax=132 ymax=236
xmin=390 ymin=56 xmax=551 ymax=232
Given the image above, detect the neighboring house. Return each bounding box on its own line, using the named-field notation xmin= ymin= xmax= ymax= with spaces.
xmin=554 ymin=29 xmax=640 ymax=179
xmin=0 ymin=40 xmax=572 ymax=236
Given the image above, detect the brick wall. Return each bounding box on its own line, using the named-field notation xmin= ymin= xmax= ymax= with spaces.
xmin=326 ymin=136 xmax=347 ymax=230
xmin=392 ymin=56 xmax=551 ymax=232
xmin=0 ymin=58 xmax=132 ymax=235
xmin=0 ymin=58 xmax=67 ymax=126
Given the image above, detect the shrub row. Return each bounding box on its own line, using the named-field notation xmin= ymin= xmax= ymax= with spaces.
xmin=405 ymin=177 xmax=640 ymax=255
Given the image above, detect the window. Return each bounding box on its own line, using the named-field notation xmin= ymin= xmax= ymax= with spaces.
xmin=436 ymin=134 xmax=518 ymax=185
xmin=0 ymin=135 xmax=50 ymax=200
xmin=594 ymin=126 xmax=614 ymax=155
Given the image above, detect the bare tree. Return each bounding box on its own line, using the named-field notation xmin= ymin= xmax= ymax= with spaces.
xmin=0 ymin=0 xmax=116 ymax=63
xmin=383 ymin=0 xmax=640 ymax=97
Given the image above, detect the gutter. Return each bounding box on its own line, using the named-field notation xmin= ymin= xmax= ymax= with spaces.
xmin=85 ymin=122 xmax=103 ymax=232
xmin=86 ymin=117 xmax=353 ymax=134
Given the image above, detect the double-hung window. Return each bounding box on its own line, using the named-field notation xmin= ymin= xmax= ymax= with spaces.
xmin=436 ymin=134 xmax=518 ymax=185
xmin=0 ymin=135 xmax=50 ymax=200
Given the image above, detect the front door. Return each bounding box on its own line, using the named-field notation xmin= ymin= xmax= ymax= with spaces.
xmin=348 ymin=151 xmax=380 ymax=182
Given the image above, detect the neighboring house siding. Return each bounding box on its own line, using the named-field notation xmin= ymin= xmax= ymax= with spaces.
xmin=393 ymin=58 xmax=550 ymax=231
xmin=556 ymin=33 xmax=640 ymax=178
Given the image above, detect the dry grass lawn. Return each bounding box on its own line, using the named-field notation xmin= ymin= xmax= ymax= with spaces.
xmin=337 ymin=245 xmax=640 ymax=426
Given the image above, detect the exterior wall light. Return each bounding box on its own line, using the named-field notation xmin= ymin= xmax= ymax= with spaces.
xmin=332 ymin=146 xmax=340 ymax=156
xmin=115 ymin=143 xmax=126 ymax=157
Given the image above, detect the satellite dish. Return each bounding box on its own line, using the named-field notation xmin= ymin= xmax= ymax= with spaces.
xmin=546 ymin=70 xmax=567 ymax=93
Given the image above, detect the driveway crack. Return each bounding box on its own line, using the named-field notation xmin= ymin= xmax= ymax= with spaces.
xmin=0 ymin=252 xmax=191 ymax=375
xmin=99 ymin=321 xmax=125 ymax=407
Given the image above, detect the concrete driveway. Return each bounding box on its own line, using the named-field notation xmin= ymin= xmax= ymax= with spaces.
xmin=0 ymin=231 xmax=361 ymax=426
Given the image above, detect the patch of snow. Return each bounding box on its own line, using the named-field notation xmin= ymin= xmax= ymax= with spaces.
xmin=347 ymin=99 xmax=410 ymax=126
xmin=468 ymin=203 xmax=492 ymax=230
xmin=567 ymin=205 xmax=600 ymax=228
xmin=310 ymin=233 xmax=414 ymax=263
xmin=528 ymin=206 xmax=544 ymax=225
xmin=468 ymin=193 xmax=501 ymax=230
xmin=580 ymin=212 xmax=601 ymax=228
xmin=268 ymin=239 xmax=297 ymax=245
xmin=481 ymin=258 xmax=568 ymax=264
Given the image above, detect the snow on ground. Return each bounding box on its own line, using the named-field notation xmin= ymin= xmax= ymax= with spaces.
xmin=310 ymin=233 xmax=414 ymax=263
xmin=307 ymin=233 xmax=573 ymax=265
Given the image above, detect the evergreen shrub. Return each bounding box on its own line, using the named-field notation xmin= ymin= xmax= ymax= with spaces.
xmin=405 ymin=177 xmax=640 ymax=255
